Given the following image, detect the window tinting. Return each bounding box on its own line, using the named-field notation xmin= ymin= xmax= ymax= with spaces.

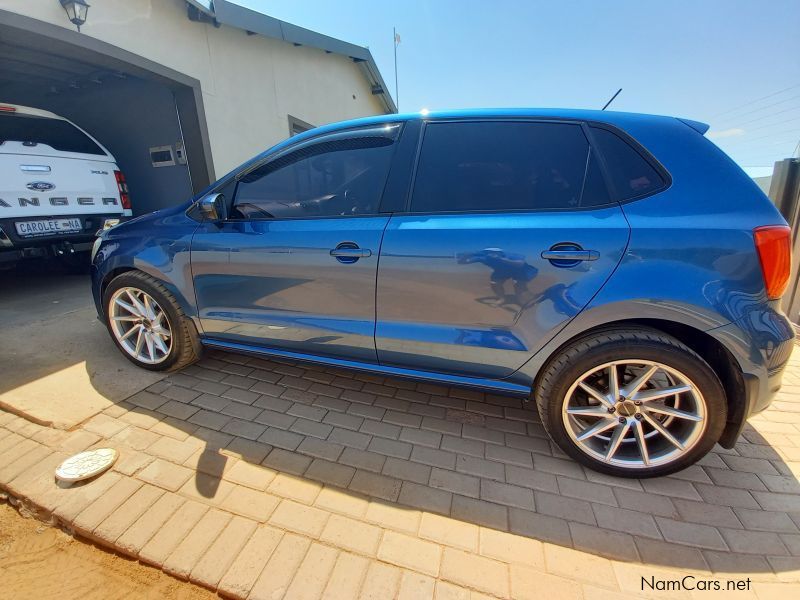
xmin=581 ymin=150 xmax=613 ymax=207
xmin=233 ymin=134 xmax=396 ymax=219
xmin=589 ymin=126 xmax=665 ymax=200
xmin=411 ymin=122 xmax=590 ymax=212
xmin=0 ymin=113 xmax=105 ymax=156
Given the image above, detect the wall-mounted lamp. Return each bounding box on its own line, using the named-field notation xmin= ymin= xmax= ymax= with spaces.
xmin=59 ymin=0 xmax=90 ymax=33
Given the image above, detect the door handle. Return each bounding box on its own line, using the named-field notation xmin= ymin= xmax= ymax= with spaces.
xmin=330 ymin=242 xmax=371 ymax=264
xmin=330 ymin=248 xmax=372 ymax=258
xmin=541 ymin=249 xmax=599 ymax=261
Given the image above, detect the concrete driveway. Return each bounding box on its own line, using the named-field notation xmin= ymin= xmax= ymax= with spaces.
xmin=1 ymin=272 xmax=799 ymax=599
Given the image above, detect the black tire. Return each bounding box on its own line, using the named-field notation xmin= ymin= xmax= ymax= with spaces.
xmin=103 ymin=270 xmax=200 ymax=372
xmin=535 ymin=326 xmax=727 ymax=478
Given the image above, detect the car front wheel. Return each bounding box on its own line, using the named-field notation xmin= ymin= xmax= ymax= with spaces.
xmin=535 ymin=327 xmax=727 ymax=478
xmin=103 ymin=271 xmax=199 ymax=371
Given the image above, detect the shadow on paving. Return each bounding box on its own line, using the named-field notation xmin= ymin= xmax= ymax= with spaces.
xmin=113 ymin=346 xmax=800 ymax=576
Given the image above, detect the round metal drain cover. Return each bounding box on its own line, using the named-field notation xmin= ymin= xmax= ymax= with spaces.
xmin=55 ymin=448 xmax=118 ymax=482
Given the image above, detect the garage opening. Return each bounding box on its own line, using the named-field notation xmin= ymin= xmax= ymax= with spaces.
xmin=0 ymin=15 xmax=214 ymax=219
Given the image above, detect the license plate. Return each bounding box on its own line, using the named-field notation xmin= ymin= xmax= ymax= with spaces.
xmin=15 ymin=218 xmax=83 ymax=237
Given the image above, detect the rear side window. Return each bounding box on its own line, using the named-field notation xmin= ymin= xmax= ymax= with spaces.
xmin=410 ymin=121 xmax=592 ymax=212
xmin=233 ymin=133 xmax=396 ymax=219
xmin=0 ymin=113 xmax=105 ymax=156
xmin=589 ymin=126 xmax=665 ymax=200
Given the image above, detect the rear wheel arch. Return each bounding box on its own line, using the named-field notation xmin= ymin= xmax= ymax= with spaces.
xmin=534 ymin=318 xmax=745 ymax=446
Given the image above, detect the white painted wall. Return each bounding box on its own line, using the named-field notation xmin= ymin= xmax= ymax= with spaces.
xmin=0 ymin=0 xmax=387 ymax=175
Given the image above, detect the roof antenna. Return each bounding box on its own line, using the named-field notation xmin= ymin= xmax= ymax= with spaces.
xmin=602 ymin=88 xmax=622 ymax=110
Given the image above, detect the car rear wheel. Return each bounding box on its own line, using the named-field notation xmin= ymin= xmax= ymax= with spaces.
xmin=103 ymin=271 xmax=199 ymax=371
xmin=535 ymin=327 xmax=727 ymax=478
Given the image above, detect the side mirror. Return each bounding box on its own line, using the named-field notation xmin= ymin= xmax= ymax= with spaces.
xmin=198 ymin=193 xmax=227 ymax=222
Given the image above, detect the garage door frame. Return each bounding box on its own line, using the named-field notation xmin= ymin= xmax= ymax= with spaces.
xmin=0 ymin=8 xmax=215 ymax=193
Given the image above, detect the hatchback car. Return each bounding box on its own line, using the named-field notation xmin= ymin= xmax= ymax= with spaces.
xmin=91 ymin=109 xmax=794 ymax=477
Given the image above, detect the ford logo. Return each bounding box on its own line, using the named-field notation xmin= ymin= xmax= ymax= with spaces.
xmin=26 ymin=181 xmax=55 ymax=191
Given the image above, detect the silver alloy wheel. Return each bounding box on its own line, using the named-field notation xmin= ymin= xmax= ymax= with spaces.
xmin=561 ymin=359 xmax=707 ymax=469
xmin=108 ymin=286 xmax=173 ymax=365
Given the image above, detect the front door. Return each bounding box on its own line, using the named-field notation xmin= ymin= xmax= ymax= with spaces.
xmin=191 ymin=124 xmax=401 ymax=363
xmin=376 ymin=120 xmax=630 ymax=379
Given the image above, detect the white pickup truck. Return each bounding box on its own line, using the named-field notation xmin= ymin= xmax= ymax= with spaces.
xmin=0 ymin=103 xmax=131 ymax=269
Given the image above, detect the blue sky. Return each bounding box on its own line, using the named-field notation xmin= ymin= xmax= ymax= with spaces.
xmin=235 ymin=0 xmax=800 ymax=177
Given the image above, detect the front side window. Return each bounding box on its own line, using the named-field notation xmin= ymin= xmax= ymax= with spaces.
xmin=410 ymin=121 xmax=591 ymax=213
xmin=233 ymin=133 xmax=397 ymax=219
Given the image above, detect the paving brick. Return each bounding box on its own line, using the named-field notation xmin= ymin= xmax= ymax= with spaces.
xmin=178 ymin=470 xmax=236 ymax=505
xmin=455 ymin=454 xmax=504 ymax=480
xmin=284 ymin=542 xmax=340 ymax=600
xmin=719 ymin=528 xmax=789 ymax=555
xmin=220 ymin=401 xmax=262 ymax=421
xmin=221 ymin=418 xmax=267 ymax=441
xmin=481 ymin=479 xmax=535 ymax=510
xmin=223 ymin=387 xmax=261 ymax=405
xmin=705 ymin=466 xmax=768 ymax=490
xmin=73 ymin=476 xmax=143 ymax=535
xmin=322 ymin=552 xmax=370 ymax=600
xmin=508 ymin=508 xmax=572 ymax=546
xmin=360 ymin=419 xmax=401 ymax=439
xmin=224 ymin=460 xmax=276 ymax=490
xmin=399 ymin=481 xmax=453 ymax=515
xmin=93 ymin=484 xmax=163 ymax=542
xmin=672 ymin=498 xmax=742 ymax=528
xmin=268 ymin=472 xmax=323 ymax=504
xmin=485 ymin=443 xmax=533 ymax=468
xmin=359 ymin=562 xmax=402 ymax=600
xmin=190 ymin=515 xmax=258 ymax=589
xmin=451 ymin=495 xmax=507 ymax=530
xmin=340 ymin=447 xmax=386 ymax=472
xmin=139 ymin=499 xmax=208 ymax=566
xmin=164 ymin=508 xmax=231 ymax=579
xmin=127 ymin=390 xmax=168 ymax=411
xmin=161 ymin=386 xmax=202 ymax=403
xmin=187 ymin=409 xmax=231 ymax=431
xmin=320 ymin=514 xmax=383 ymax=555
xmin=532 ymin=454 xmax=586 ymax=479
xmin=305 ymin=458 xmax=356 ymax=488
xmin=349 ymin=469 xmax=402 ymax=501
xmin=218 ymin=525 xmax=283 ymax=599
xmin=510 ymin=566 xmax=581 ymax=600
xmin=324 ymin=411 xmax=364 ymax=431
xmin=655 ymin=516 xmax=728 ymax=550
xmin=136 ymin=458 xmax=194 ymax=492
xmin=378 ymin=530 xmax=441 ymax=576
xmin=258 ymin=427 xmax=304 ymax=450
xmin=545 ymin=543 xmax=616 ymax=586
xmin=315 ymin=487 xmax=370 ymax=518
xmin=591 ymin=503 xmax=660 ymax=538
xmin=420 ymin=512 xmax=479 ymax=552
xmin=116 ymin=493 xmax=184 ymax=557
xmin=368 ymin=436 xmax=412 ymax=459
xmin=734 ymin=507 xmax=798 ymax=533
xmin=364 ymin=500 xmax=421 ymax=534
xmin=421 ymin=416 xmax=462 ymax=436
xmin=398 ymin=426 xmax=442 ymax=448
xmin=440 ymin=547 xmax=509 ymax=598
xmin=382 ymin=456 xmax=431 ymax=485
xmin=328 ymin=427 xmax=371 ymax=450
xmin=557 ymin=476 xmax=618 ymax=507
xmin=641 ymin=477 xmax=702 ymax=501
xmin=298 ymin=437 xmax=345 ymax=461
xmin=191 ymin=393 xmax=229 ymax=411
xmin=566 ymin=521 xmax=640 ymax=562
xmin=462 ymin=424 xmax=505 ymax=445
xmin=257 ymin=449 xmax=310 ymax=478
xmin=147 ymin=435 xmax=201 ymax=464
xmin=752 ymin=490 xmax=800 ymax=512
xmin=534 ymin=491 xmax=596 ymax=526
xmin=479 ymin=526 xmax=545 ymax=568
xmin=249 ymin=533 xmax=311 ymax=600
xmin=221 ymin=485 xmax=280 ymax=521
xmin=634 ymin=537 xmax=708 ymax=571
xmin=397 ymin=571 xmax=436 ymax=600
xmin=82 ymin=413 xmax=129 ymax=438
xmin=612 ymin=487 xmax=678 ymax=518
xmin=430 ymin=467 xmax=480 ymax=498
xmin=270 ymin=499 xmax=331 ymax=537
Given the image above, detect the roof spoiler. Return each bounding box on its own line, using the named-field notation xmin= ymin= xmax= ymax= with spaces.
xmin=678 ymin=118 xmax=710 ymax=135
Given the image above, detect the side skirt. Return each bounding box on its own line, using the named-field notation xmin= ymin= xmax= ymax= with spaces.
xmin=201 ymin=338 xmax=532 ymax=397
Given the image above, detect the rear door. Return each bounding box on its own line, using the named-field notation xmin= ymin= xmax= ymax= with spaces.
xmin=376 ymin=120 xmax=631 ymax=379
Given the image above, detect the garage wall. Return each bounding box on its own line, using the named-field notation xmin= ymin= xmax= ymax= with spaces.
xmin=2 ymin=0 xmax=388 ymax=177
xmin=7 ymin=78 xmax=194 ymax=215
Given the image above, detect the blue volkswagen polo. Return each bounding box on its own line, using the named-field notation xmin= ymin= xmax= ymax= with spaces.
xmin=91 ymin=109 xmax=794 ymax=477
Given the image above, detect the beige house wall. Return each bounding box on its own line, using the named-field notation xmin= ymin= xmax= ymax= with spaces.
xmin=0 ymin=0 xmax=387 ymax=174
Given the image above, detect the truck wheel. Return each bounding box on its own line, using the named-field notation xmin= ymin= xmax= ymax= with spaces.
xmin=535 ymin=327 xmax=727 ymax=478
xmin=103 ymin=271 xmax=200 ymax=371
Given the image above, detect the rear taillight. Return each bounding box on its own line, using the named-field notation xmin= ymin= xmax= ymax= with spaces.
xmin=754 ymin=225 xmax=792 ymax=300
xmin=0 ymin=105 xmax=16 ymax=112
xmin=114 ymin=170 xmax=131 ymax=210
